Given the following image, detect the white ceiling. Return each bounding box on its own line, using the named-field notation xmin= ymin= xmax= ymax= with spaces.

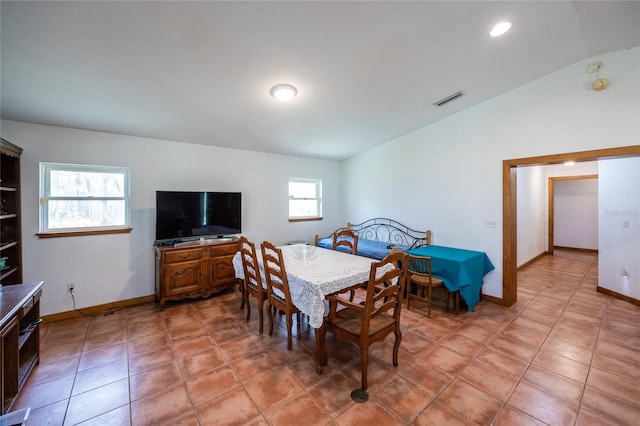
xmin=1 ymin=1 xmax=639 ymax=160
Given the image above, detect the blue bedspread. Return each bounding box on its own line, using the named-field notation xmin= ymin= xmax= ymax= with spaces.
xmin=317 ymin=237 xmax=409 ymax=260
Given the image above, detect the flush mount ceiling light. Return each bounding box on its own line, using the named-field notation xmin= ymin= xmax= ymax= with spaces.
xmin=270 ymin=84 xmax=297 ymax=101
xmin=490 ymin=22 xmax=512 ymax=37
xmin=585 ymin=61 xmax=608 ymax=91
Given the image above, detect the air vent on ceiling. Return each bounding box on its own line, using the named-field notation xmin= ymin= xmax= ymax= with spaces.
xmin=433 ymin=91 xmax=464 ymax=106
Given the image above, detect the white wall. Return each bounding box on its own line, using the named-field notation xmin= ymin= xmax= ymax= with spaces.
xmin=0 ymin=120 xmax=343 ymax=315
xmin=516 ymin=161 xmax=599 ymax=266
xmin=544 ymin=162 xmax=600 ymax=252
xmin=342 ymin=47 xmax=639 ymax=299
xmin=517 ymin=166 xmax=546 ymax=266
xmin=554 ymin=178 xmax=598 ymax=250
xmin=599 ymin=157 xmax=640 ymax=299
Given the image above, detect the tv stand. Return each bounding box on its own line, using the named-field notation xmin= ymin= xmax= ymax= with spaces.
xmin=154 ymin=238 xmax=240 ymax=310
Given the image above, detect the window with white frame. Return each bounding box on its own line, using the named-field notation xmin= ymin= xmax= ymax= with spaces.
xmin=39 ymin=162 xmax=131 ymax=234
xmin=288 ymin=178 xmax=322 ymax=220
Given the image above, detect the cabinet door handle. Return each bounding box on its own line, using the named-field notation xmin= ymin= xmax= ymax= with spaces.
xmin=179 ymin=254 xmax=190 ymax=259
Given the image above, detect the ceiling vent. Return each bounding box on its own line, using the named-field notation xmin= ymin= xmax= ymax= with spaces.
xmin=433 ymin=91 xmax=464 ymax=106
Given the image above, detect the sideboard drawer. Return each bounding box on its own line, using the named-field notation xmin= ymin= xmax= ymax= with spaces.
xmin=165 ymin=248 xmax=204 ymax=263
xmin=210 ymin=243 xmax=239 ymax=257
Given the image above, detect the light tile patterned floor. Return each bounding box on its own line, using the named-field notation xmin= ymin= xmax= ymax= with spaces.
xmin=14 ymin=250 xmax=640 ymax=425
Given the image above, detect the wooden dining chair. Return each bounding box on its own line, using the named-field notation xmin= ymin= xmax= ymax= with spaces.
xmin=332 ymin=228 xmax=359 ymax=255
xmin=260 ymin=240 xmax=301 ymax=350
xmin=239 ymin=236 xmax=268 ymax=334
xmin=317 ymin=251 xmax=407 ymax=400
xmin=405 ymin=253 xmax=458 ymax=317
xmin=330 ymin=229 xmax=362 ymax=301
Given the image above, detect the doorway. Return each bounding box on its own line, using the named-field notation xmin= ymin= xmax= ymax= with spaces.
xmin=501 ymin=145 xmax=640 ymax=307
xmin=548 ymin=174 xmax=598 ymax=255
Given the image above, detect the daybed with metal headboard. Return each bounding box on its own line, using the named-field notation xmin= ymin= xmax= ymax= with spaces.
xmin=314 ymin=218 xmax=431 ymax=259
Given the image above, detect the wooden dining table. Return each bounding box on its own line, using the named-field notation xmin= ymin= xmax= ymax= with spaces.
xmin=232 ymin=244 xmax=392 ymax=329
xmin=233 ymin=244 xmax=394 ymax=370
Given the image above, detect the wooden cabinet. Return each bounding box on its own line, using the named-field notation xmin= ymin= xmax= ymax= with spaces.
xmin=209 ymin=242 xmax=242 ymax=288
xmin=155 ymin=239 xmax=240 ymax=309
xmin=0 ymin=139 xmax=23 ymax=286
xmin=1 ymin=281 xmax=43 ymax=414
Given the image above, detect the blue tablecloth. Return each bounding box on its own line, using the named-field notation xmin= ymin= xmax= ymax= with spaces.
xmin=406 ymin=245 xmax=494 ymax=311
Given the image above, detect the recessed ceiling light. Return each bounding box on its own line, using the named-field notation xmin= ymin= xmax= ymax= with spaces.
xmin=270 ymin=84 xmax=297 ymax=101
xmin=490 ymin=22 xmax=511 ymax=37
xmin=564 ymin=161 xmax=575 ymax=166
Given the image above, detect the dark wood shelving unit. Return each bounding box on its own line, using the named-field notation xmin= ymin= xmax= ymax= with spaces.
xmin=1 ymin=281 xmax=43 ymax=414
xmin=0 ymin=139 xmax=23 ymax=286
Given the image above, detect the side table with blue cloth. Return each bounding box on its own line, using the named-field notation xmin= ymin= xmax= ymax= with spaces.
xmin=406 ymin=245 xmax=495 ymax=311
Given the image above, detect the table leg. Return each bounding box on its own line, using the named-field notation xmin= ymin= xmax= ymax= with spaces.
xmin=315 ymin=326 xmax=325 ymax=375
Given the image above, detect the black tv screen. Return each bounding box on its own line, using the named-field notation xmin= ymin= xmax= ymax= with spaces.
xmin=155 ymin=191 xmax=241 ymax=242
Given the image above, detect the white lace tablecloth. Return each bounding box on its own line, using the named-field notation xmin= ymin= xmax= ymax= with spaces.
xmin=232 ymin=245 xmax=392 ymax=328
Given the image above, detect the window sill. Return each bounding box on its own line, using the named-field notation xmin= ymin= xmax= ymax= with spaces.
xmin=37 ymin=228 xmax=133 ymax=238
xmin=289 ymin=217 xmax=323 ymax=223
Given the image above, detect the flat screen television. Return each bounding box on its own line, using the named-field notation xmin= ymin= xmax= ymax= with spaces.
xmin=155 ymin=191 xmax=241 ymax=243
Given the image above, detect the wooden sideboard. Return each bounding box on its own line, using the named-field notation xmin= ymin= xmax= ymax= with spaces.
xmin=154 ymin=239 xmax=240 ymax=310
xmin=1 ymin=281 xmax=43 ymax=414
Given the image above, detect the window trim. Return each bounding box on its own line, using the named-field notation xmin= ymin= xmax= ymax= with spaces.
xmin=38 ymin=162 xmax=131 ymax=237
xmin=288 ymin=177 xmax=323 ymax=221
xmin=288 ymin=217 xmax=323 ymax=223
xmin=36 ymin=227 xmax=132 ymax=238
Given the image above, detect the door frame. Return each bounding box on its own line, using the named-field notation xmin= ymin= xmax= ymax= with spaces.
xmin=501 ymin=145 xmax=640 ymax=307
xmin=548 ymin=174 xmax=598 ymax=256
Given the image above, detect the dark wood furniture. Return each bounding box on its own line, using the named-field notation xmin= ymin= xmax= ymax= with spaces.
xmin=317 ymin=252 xmax=407 ymax=401
xmin=1 ymin=281 xmax=43 ymax=414
xmin=239 ymin=236 xmax=267 ymax=334
xmin=0 ymin=139 xmax=23 ymax=286
xmin=261 ymin=240 xmax=301 ymax=351
xmin=331 ymin=228 xmax=359 ymax=254
xmin=154 ymin=239 xmax=241 ymax=310
xmin=331 ymin=229 xmax=362 ymax=302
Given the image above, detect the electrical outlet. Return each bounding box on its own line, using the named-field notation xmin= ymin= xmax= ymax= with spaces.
xmin=67 ymin=283 xmax=75 ymax=293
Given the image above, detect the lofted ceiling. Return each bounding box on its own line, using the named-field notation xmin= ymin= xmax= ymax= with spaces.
xmin=1 ymin=1 xmax=639 ymax=161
